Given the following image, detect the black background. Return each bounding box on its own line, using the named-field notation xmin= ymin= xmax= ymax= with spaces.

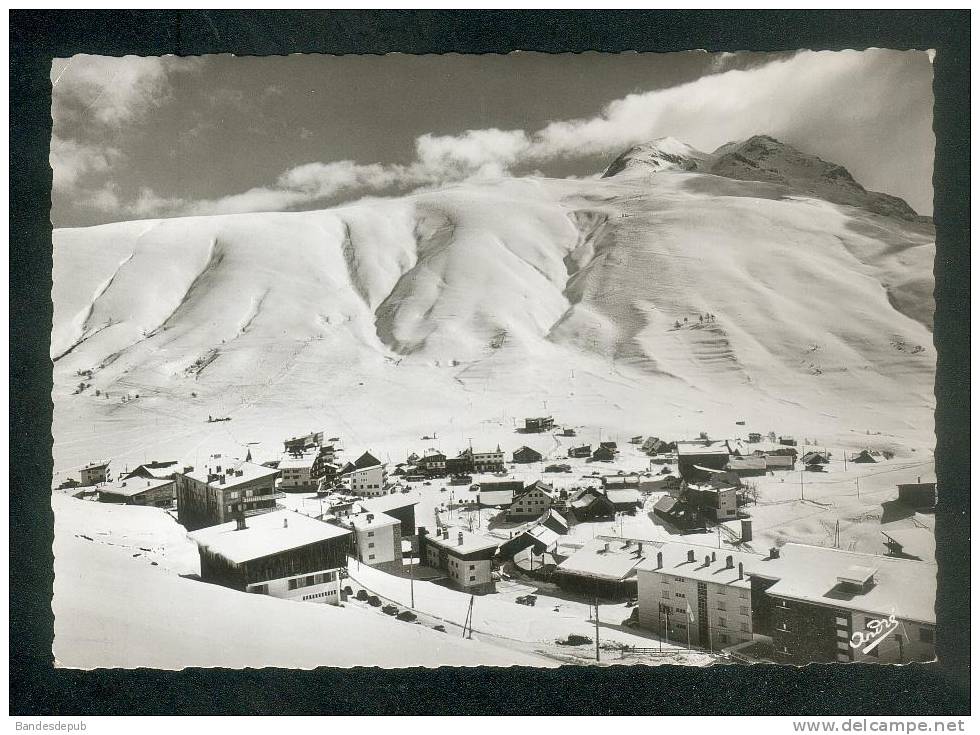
xmin=10 ymin=10 xmax=970 ymax=716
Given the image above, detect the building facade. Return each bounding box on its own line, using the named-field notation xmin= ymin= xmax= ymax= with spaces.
xmin=348 ymin=512 xmax=403 ymax=573
xmin=278 ymin=452 xmax=317 ymax=492
xmin=509 ymin=481 xmax=556 ymax=519
xmin=636 ymin=544 xmax=757 ymax=650
xmin=80 ymin=460 xmax=110 ymax=486
xmin=471 ymin=447 xmax=505 ymax=473
xmin=419 ymin=527 xmax=498 ymax=593
xmin=98 ymin=477 xmax=175 ymax=507
xmin=189 ymin=510 xmax=353 ymax=606
xmin=176 ymin=457 xmax=280 ymax=531
xmin=748 ymin=544 xmax=937 ymax=665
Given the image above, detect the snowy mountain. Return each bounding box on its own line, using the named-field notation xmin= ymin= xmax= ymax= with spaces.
xmin=50 ymin=137 xmax=936 ymax=477
xmin=601 ymin=137 xmax=707 ymax=176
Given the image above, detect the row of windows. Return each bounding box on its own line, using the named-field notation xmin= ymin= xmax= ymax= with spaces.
xmin=302 ymin=589 xmax=337 ymax=601
xmin=287 ymin=571 xmax=336 ymax=591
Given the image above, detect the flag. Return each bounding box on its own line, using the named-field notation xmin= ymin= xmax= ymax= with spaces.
xmin=686 ymin=602 xmax=696 ymax=622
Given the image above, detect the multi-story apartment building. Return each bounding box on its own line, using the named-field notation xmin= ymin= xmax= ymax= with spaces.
xmin=175 ymin=456 xmax=280 ymax=531
xmin=278 ymin=451 xmax=317 ymax=492
xmin=80 ymin=460 xmax=110 ymax=486
xmin=636 ymin=543 xmax=760 ymax=650
xmin=188 ymin=509 xmax=352 ymax=605
xmin=748 ymin=544 xmax=936 ymax=664
xmin=471 ymin=447 xmax=505 ymax=473
xmin=508 ymin=481 xmax=556 ymax=520
xmin=347 ymin=511 xmax=403 ymax=573
xmin=416 ymin=452 xmax=447 ymax=477
xmin=339 ymin=451 xmax=387 ymax=497
xmin=419 ymin=527 xmax=498 ymax=594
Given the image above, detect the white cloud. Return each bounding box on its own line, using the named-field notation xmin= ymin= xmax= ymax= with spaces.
xmin=49 ymin=136 xmax=121 ymax=192
xmin=65 ymin=49 xmax=933 ymax=221
xmin=52 ymin=54 xmax=199 ymax=128
xmin=414 ymin=128 xmax=531 ymax=180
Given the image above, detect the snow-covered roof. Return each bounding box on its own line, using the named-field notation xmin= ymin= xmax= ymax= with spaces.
xmin=605 ymin=488 xmax=641 ymax=505
xmin=358 ymin=493 xmax=420 ymax=515
xmin=184 ymin=459 xmax=279 ymax=489
xmin=477 ymin=490 xmax=514 ymax=506
xmin=880 ymin=528 xmax=935 ymax=562
xmin=556 ymin=538 xmax=649 ymax=582
xmin=347 ymin=512 xmax=399 ymax=532
xmin=188 ymin=510 xmax=350 ymax=564
xmin=636 ymin=542 xmax=761 ymax=589
xmin=100 ymin=476 xmax=174 ymax=498
xmin=525 ymin=525 xmax=561 ymax=547
xmin=676 ymin=441 xmax=730 ymax=456
xmin=424 ymin=529 xmax=498 ymax=555
xmin=278 ymin=453 xmax=316 ymax=470
xmin=751 ymin=543 xmax=937 ymax=624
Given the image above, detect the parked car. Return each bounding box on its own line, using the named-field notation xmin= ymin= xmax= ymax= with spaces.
xmin=396 ymin=610 xmax=418 ymax=622
xmin=433 ymin=625 xmax=446 ymax=633
xmin=355 ymin=589 xmax=368 ymax=601
xmin=367 ymin=595 xmax=382 ymax=607
xmin=382 ymin=604 xmax=399 ymax=616
xmin=515 ymin=594 xmax=537 ymax=607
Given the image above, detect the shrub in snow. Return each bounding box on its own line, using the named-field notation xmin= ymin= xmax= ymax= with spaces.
xmin=557 ymin=634 xmax=593 ymax=646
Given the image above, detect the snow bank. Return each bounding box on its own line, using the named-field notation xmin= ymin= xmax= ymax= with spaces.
xmin=52 ymin=496 xmax=551 ymax=669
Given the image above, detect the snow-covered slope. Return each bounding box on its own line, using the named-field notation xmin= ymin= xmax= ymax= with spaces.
xmin=50 ymin=138 xmax=936 ymax=478
xmin=52 ymin=495 xmax=552 ymax=669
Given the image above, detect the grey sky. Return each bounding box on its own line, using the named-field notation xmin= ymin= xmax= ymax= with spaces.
xmin=50 ymin=49 xmax=934 ymax=227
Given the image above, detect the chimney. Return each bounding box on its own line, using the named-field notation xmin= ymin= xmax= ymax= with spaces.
xmin=215 ymin=465 xmax=222 ymax=474
xmin=687 ymin=549 xmax=695 ymax=563
xmin=366 ymin=513 xmax=375 ymax=524
xmin=219 ymin=475 xmax=225 ymax=485
xmin=704 ymin=555 xmax=711 ymax=567
xmin=769 ymin=547 xmax=780 ymax=559
xmin=235 ymin=506 xmax=247 ymax=531
xmin=741 ymin=519 xmax=753 ymax=542
xmin=457 ymin=531 xmax=464 ymax=547
xmin=637 ymin=542 xmax=644 ymax=554
xmin=917 ymin=476 xmax=921 ymax=484
xmin=711 ymin=551 xmax=717 ymax=562
xmin=603 ymin=542 xmax=610 ymax=553
xmin=656 ymin=551 xmax=663 ymax=569
xmin=283 ymin=517 xmax=289 ymax=528
xmin=726 ymin=555 xmax=734 ymax=569
xmin=738 ymin=562 xmax=744 ymax=580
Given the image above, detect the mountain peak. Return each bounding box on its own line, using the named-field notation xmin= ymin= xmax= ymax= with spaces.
xmin=705 ymin=135 xmax=924 ymax=222
xmin=602 ymin=134 xmax=925 ymax=223
xmin=601 ymin=138 xmax=707 ymax=178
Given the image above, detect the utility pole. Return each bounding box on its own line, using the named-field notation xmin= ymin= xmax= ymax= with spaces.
xmin=856 ymin=476 xmax=861 ymax=499
xmin=594 ymin=596 xmax=601 ymax=663
xmin=800 ymin=471 xmax=805 ymax=501
xmin=843 ymin=450 xmax=848 ymax=472
xmin=409 ymin=550 xmax=415 ymax=609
